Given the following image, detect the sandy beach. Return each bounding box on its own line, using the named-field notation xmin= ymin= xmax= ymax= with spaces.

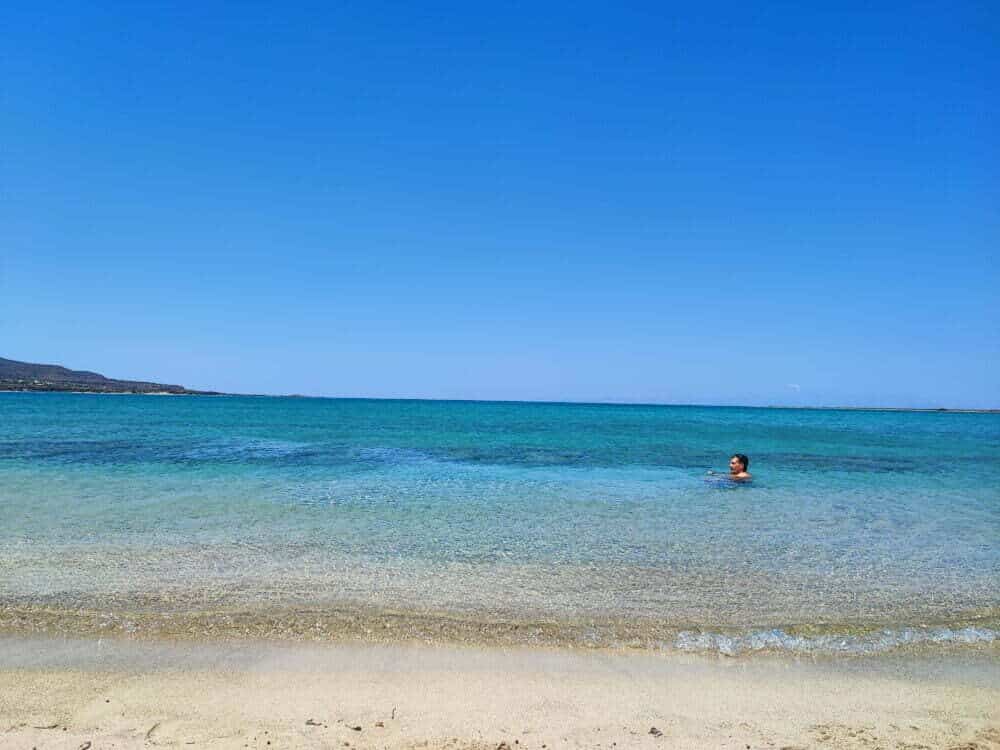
xmin=2 ymin=636 xmax=998 ymax=750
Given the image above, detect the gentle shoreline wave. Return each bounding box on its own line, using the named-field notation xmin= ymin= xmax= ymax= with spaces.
xmin=673 ymin=625 xmax=998 ymax=655
xmin=2 ymin=600 xmax=997 ymax=656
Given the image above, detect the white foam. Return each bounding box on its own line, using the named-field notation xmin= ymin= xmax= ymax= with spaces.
xmin=672 ymin=626 xmax=997 ymax=655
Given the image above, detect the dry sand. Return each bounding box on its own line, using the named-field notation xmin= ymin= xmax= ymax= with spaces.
xmin=1 ymin=636 xmax=997 ymax=750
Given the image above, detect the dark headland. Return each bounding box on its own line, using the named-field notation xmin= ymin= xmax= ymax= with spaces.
xmin=0 ymin=357 xmax=221 ymax=395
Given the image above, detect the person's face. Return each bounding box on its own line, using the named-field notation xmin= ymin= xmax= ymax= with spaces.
xmin=729 ymin=456 xmax=744 ymax=474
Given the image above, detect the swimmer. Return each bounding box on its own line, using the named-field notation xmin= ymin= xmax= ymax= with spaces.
xmin=707 ymin=453 xmax=752 ymax=481
xmin=728 ymin=453 xmax=751 ymax=481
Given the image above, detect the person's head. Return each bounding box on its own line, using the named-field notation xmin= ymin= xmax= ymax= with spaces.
xmin=729 ymin=454 xmax=749 ymax=474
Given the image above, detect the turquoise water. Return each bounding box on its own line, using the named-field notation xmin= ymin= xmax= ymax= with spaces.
xmin=1 ymin=393 xmax=998 ymax=653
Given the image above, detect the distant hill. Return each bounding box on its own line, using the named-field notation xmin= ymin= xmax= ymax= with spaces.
xmin=0 ymin=357 xmax=220 ymax=394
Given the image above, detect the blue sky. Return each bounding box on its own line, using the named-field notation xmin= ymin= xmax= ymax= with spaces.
xmin=2 ymin=2 xmax=997 ymax=407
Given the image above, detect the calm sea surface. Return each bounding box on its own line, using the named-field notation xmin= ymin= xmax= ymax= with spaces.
xmin=2 ymin=393 xmax=998 ymax=654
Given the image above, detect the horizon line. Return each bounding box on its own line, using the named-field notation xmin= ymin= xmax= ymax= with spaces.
xmin=257 ymin=394 xmax=1000 ymax=413
xmin=6 ymin=389 xmax=996 ymax=413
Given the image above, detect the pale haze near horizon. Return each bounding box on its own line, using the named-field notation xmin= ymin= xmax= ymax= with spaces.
xmin=1 ymin=3 xmax=997 ymax=409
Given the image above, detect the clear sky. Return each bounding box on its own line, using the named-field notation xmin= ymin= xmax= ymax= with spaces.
xmin=2 ymin=2 xmax=997 ymax=407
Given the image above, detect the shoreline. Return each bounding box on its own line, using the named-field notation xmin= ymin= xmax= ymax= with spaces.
xmin=2 ymin=635 xmax=998 ymax=750
xmin=3 ymin=601 xmax=997 ymax=657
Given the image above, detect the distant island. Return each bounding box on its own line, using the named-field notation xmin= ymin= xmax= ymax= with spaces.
xmin=0 ymin=357 xmax=221 ymax=395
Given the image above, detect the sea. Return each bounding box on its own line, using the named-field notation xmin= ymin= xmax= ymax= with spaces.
xmin=1 ymin=393 xmax=997 ymax=655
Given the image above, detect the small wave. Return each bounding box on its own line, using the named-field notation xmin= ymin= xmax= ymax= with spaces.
xmin=672 ymin=626 xmax=997 ymax=656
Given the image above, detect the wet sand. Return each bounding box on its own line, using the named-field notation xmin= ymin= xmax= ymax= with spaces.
xmin=1 ymin=636 xmax=998 ymax=750
xmin=4 ymin=601 xmax=998 ymax=655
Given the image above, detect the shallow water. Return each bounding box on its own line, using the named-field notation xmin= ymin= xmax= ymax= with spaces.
xmin=1 ymin=393 xmax=998 ymax=653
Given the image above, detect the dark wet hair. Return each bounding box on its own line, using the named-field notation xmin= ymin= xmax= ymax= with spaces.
xmin=732 ymin=454 xmax=749 ymax=471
